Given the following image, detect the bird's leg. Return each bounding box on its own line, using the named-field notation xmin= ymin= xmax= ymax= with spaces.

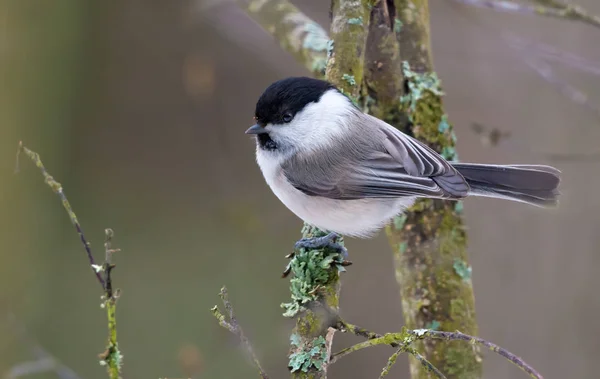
xmin=282 ymin=232 xmax=352 ymax=278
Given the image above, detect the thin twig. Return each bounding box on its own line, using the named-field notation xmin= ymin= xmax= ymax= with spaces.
xmin=404 ymin=348 xmax=447 ymax=379
xmin=410 ymin=330 xmax=543 ymax=379
xmin=451 ymin=0 xmax=600 ymax=29
xmin=98 ymin=229 xmax=122 ymax=379
xmin=15 ymin=142 xmax=105 ymax=289
xmin=5 ymin=312 xmax=82 ymax=379
xmin=212 ymin=287 xmax=269 ymax=379
xmin=16 ymin=143 xmax=123 ymax=378
xmin=532 ymin=0 xmax=600 ymax=28
xmin=332 ymin=321 xmax=543 ymax=379
xmin=321 ymin=327 xmax=337 ymax=372
xmin=334 ymin=320 xmax=444 ymax=377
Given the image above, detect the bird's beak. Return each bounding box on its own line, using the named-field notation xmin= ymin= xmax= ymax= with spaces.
xmin=245 ymin=124 xmax=267 ymax=135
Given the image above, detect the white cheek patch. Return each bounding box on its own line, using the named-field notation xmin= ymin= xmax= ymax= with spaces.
xmin=268 ymin=90 xmax=354 ymax=152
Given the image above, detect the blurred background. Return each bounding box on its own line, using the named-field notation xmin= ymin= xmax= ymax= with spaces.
xmin=1 ymin=0 xmax=599 ymax=378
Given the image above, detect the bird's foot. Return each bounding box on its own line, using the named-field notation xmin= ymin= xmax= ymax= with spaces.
xmin=282 ymin=232 xmax=352 ymax=278
xmin=294 ymin=232 xmax=349 ymax=259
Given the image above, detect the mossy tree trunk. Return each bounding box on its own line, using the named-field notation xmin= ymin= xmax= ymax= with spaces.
xmin=378 ymin=1 xmax=482 ymax=378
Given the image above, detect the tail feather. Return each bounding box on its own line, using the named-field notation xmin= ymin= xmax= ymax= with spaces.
xmin=451 ymin=163 xmax=561 ymax=207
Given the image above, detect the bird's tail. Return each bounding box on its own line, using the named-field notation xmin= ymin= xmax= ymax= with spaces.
xmin=451 ymin=163 xmax=561 ymax=207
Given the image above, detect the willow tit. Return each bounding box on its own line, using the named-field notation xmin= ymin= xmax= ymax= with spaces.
xmin=246 ymin=77 xmax=561 ymax=239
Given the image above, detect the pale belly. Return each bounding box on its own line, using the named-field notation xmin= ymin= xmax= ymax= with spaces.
xmin=257 ymin=152 xmax=414 ymax=238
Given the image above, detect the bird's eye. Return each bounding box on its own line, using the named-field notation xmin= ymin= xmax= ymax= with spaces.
xmin=282 ymin=112 xmax=293 ymax=123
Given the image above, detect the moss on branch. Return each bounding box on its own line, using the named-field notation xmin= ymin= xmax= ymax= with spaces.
xmin=325 ymin=0 xmax=371 ymax=100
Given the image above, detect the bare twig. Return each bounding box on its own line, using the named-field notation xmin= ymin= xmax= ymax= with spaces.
xmin=333 ymin=321 xmax=543 ymax=379
xmin=15 ymin=142 xmax=105 ymax=288
xmin=451 ymin=0 xmax=600 ymax=29
xmin=16 ymin=143 xmax=123 ymax=379
xmin=212 ymin=287 xmax=269 ymax=379
xmin=5 ymin=312 xmax=82 ymax=379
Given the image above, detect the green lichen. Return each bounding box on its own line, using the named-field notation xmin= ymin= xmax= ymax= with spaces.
xmin=426 ymin=320 xmax=440 ymax=330
xmin=398 ymin=242 xmax=408 ymax=254
xmin=453 ymin=259 xmax=472 ymax=281
xmin=302 ymin=22 xmax=328 ymax=52
xmin=347 ymin=16 xmax=363 ymax=25
xmin=438 ymin=114 xmax=450 ymax=132
xmin=394 ymin=19 xmax=403 ymax=33
xmin=441 ymin=146 xmax=458 ymax=161
xmin=281 ymin=225 xmax=346 ymax=318
xmin=454 ymin=201 xmax=464 ymax=214
xmin=393 ymin=213 xmax=408 ymax=230
xmin=401 ymin=61 xmax=443 ymax=117
xmin=289 ymin=335 xmax=328 ymax=373
xmin=342 ymin=73 xmax=356 ymax=86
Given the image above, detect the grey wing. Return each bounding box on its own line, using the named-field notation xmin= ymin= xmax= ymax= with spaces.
xmin=283 ymin=116 xmax=470 ymax=200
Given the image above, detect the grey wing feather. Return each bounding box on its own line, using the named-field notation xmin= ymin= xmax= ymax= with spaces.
xmin=283 ymin=115 xmax=470 ymax=200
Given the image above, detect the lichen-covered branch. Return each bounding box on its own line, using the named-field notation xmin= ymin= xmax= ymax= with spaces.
xmin=451 ymin=0 xmax=600 ymax=30
xmin=325 ymin=0 xmax=371 ymax=100
xmin=212 ymin=287 xmax=269 ymax=379
xmin=98 ymin=229 xmax=123 ymax=379
xmin=332 ymin=324 xmax=543 ymax=379
xmin=333 ymin=321 xmax=445 ymax=378
xmin=16 ymin=143 xmax=123 ymax=379
xmin=285 ymin=2 xmax=371 ymax=377
xmin=235 ymin=0 xmax=329 ymax=76
xmin=285 ymin=226 xmax=346 ymax=378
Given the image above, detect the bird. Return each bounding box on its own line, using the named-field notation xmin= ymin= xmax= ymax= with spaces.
xmin=245 ymin=76 xmax=560 ymax=252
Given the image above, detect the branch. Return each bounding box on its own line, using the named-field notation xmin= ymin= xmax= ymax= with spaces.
xmin=211 ymin=287 xmax=269 ymax=379
xmin=451 ymin=0 xmax=600 ymax=29
xmin=16 ymin=143 xmax=123 ymax=379
xmin=523 ymin=56 xmax=600 ymax=119
xmin=385 ymin=2 xmax=482 ymax=377
xmin=235 ymin=0 xmax=329 ymax=76
xmin=333 ymin=322 xmax=543 ymax=379
xmin=503 ymin=33 xmax=600 ymax=77
xmin=15 ymin=142 xmax=105 ymax=288
xmin=5 ymin=312 xmax=82 ymax=379
xmin=98 ymin=229 xmax=123 ymax=379
xmin=411 ymin=330 xmax=543 ymax=379
xmin=501 ymin=33 xmax=600 ymax=120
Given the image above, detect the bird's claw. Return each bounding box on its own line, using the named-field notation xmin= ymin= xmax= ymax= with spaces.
xmin=282 ymin=232 xmax=350 ymax=278
xmin=293 ymin=232 xmax=349 ymax=259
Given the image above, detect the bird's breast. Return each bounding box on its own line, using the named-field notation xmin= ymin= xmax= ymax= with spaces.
xmin=255 ymin=149 xmax=415 ymax=237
